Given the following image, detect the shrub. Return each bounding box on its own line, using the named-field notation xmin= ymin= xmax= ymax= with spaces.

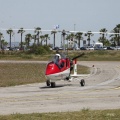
xmin=35 ymin=46 xmax=47 ymax=55
xmin=30 ymin=45 xmax=52 ymax=55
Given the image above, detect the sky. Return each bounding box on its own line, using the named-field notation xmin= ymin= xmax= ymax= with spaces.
xmin=0 ymin=0 xmax=120 ymax=47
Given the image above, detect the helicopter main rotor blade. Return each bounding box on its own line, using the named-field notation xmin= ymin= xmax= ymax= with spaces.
xmin=72 ymin=53 xmax=85 ymax=61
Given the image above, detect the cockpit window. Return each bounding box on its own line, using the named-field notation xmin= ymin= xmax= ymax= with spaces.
xmin=53 ymin=55 xmax=59 ymax=64
xmin=50 ymin=53 xmax=67 ymax=64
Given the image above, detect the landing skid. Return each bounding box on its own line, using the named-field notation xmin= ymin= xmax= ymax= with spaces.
xmin=46 ymin=79 xmax=85 ymax=88
xmin=69 ymin=77 xmax=85 ymax=87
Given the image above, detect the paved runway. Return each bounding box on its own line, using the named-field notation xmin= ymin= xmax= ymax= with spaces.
xmin=0 ymin=61 xmax=120 ymax=115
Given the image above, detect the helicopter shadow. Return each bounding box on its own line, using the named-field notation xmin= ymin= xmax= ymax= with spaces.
xmin=40 ymin=84 xmax=72 ymax=89
xmin=40 ymin=85 xmax=63 ymax=89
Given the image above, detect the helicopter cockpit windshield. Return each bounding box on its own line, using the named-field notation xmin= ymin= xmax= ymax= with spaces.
xmin=53 ymin=54 xmax=61 ymax=64
xmin=52 ymin=53 xmax=66 ymax=66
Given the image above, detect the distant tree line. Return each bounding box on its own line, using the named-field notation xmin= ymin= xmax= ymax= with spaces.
xmin=66 ymin=24 xmax=120 ymax=48
xmin=0 ymin=24 xmax=120 ymax=50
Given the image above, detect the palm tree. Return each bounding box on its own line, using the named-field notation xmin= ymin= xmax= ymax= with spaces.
xmin=0 ymin=32 xmax=3 ymax=50
xmin=18 ymin=28 xmax=25 ymax=49
xmin=6 ymin=28 xmax=13 ymax=48
xmin=84 ymin=31 xmax=94 ymax=46
xmin=34 ymin=27 xmax=41 ymax=45
xmin=51 ymin=30 xmax=57 ymax=48
xmin=66 ymin=34 xmax=72 ymax=48
xmin=110 ymin=27 xmax=118 ymax=46
xmin=25 ymin=33 xmax=32 ymax=48
xmin=99 ymin=28 xmax=107 ymax=46
xmin=66 ymin=33 xmax=75 ymax=49
xmin=61 ymin=30 xmax=68 ymax=50
xmin=44 ymin=34 xmax=50 ymax=45
xmin=40 ymin=35 xmax=45 ymax=45
xmin=32 ymin=34 xmax=37 ymax=45
xmin=75 ymin=32 xmax=83 ymax=48
xmin=1 ymin=40 xmax=8 ymax=49
xmin=115 ymin=24 xmax=120 ymax=46
xmin=70 ymin=33 xmax=76 ymax=49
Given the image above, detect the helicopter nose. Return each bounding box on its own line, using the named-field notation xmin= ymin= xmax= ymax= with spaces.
xmin=45 ymin=63 xmax=60 ymax=75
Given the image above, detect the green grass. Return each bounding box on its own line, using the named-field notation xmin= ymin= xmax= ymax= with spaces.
xmin=0 ymin=50 xmax=120 ymax=61
xmin=65 ymin=50 xmax=120 ymax=61
xmin=0 ymin=63 xmax=46 ymax=87
xmin=0 ymin=63 xmax=89 ymax=87
xmin=69 ymin=50 xmax=120 ymax=61
xmin=0 ymin=109 xmax=120 ymax=120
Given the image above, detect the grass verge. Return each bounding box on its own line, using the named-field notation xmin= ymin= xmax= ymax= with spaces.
xmin=0 ymin=50 xmax=120 ymax=61
xmin=0 ymin=109 xmax=120 ymax=120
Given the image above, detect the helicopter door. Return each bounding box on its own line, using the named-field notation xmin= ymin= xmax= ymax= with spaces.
xmin=59 ymin=59 xmax=68 ymax=71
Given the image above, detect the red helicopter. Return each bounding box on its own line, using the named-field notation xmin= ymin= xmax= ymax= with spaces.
xmin=45 ymin=52 xmax=85 ymax=88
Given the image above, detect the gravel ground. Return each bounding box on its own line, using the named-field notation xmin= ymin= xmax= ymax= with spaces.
xmin=0 ymin=61 xmax=120 ymax=115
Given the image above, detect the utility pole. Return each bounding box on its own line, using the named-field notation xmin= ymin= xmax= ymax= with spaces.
xmin=74 ymin=24 xmax=76 ymax=31
xmin=73 ymin=24 xmax=76 ymax=50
